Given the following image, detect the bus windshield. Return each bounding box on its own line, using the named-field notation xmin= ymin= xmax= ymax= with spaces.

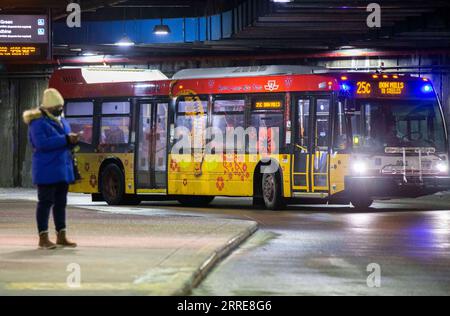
xmin=349 ymin=99 xmax=447 ymax=154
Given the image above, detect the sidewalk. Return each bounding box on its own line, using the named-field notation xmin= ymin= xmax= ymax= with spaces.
xmin=0 ymin=198 xmax=257 ymax=295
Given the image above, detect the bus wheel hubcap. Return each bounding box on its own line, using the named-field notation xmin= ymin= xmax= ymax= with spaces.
xmin=106 ymin=173 xmax=118 ymax=199
xmin=263 ymin=175 xmax=275 ymax=202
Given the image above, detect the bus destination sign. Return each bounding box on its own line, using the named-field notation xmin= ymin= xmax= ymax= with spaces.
xmin=355 ymin=81 xmax=408 ymax=97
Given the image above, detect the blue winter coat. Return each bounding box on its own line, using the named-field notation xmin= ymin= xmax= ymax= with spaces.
xmin=23 ymin=108 xmax=75 ymax=185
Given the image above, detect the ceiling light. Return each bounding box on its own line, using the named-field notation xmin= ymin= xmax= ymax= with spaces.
xmin=153 ymin=24 xmax=171 ymax=35
xmin=115 ymin=34 xmax=135 ymax=46
xmin=153 ymin=19 xmax=171 ymax=35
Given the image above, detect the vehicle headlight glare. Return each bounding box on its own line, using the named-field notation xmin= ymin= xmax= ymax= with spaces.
xmin=352 ymin=161 xmax=368 ymax=174
xmin=436 ymin=162 xmax=448 ymax=173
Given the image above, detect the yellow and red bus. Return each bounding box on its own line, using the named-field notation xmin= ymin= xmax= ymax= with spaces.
xmin=49 ymin=66 xmax=450 ymax=209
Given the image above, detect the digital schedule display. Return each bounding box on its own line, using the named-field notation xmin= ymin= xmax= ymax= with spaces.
xmin=0 ymin=15 xmax=49 ymax=44
xmin=0 ymin=45 xmax=41 ymax=57
xmin=0 ymin=14 xmax=50 ymax=60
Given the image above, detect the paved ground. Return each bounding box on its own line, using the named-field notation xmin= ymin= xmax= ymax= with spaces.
xmin=194 ymin=204 xmax=450 ymax=296
xmin=1 ymin=189 xmax=450 ymax=295
xmin=0 ymin=199 xmax=257 ymax=296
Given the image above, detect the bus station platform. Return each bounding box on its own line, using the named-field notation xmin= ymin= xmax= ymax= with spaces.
xmin=0 ymin=196 xmax=257 ymax=296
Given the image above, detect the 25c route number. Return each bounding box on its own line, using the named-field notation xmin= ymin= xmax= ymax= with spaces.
xmin=357 ymin=81 xmax=372 ymax=95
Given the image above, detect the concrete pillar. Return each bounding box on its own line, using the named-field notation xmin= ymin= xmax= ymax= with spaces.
xmin=0 ymin=79 xmax=17 ymax=187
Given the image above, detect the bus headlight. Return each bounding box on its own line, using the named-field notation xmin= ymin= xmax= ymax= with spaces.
xmin=352 ymin=161 xmax=368 ymax=174
xmin=436 ymin=162 xmax=448 ymax=173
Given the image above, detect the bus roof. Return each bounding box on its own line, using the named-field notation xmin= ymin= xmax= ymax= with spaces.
xmin=49 ymin=66 xmax=432 ymax=100
xmin=49 ymin=68 xmax=170 ymax=99
xmin=172 ymin=65 xmax=327 ymax=79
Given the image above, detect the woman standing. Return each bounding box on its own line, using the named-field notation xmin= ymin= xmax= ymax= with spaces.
xmin=23 ymin=88 xmax=78 ymax=250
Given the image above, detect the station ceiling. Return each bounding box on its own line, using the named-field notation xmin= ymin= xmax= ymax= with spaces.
xmin=2 ymin=0 xmax=450 ymax=59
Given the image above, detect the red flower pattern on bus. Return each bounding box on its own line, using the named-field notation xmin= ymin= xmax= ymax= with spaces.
xmin=170 ymin=159 xmax=180 ymax=172
xmin=216 ymin=177 xmax=225 ymax=191
xmin=89 ymin=175 xmax=97 ymax=188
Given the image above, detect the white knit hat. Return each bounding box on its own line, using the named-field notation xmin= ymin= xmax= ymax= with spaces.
xmin=41 ymin=88 xmax=64 ymax=109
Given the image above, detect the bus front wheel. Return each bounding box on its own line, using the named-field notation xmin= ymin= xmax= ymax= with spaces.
xmin=262 ymin=172 xmax=285 ymax=210
xmin=100 ymin=164 xmax=126 ymax=205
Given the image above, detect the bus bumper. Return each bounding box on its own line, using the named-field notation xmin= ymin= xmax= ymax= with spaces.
xmin=345 ymin=176 xmax=450 ymax=198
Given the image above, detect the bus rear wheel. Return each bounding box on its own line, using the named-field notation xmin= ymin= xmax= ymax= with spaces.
xmin=177 ymin=196 xmax=215 ymax=207
xmin=351 ymin=198 xmax=374 ymax=210
xmin=262 ymin=172 xmax=285 ymax=210
xmin=100 ymin=164 xmax=126 ymax=206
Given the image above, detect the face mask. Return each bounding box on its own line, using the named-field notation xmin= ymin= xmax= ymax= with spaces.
xmin=50 ymin=108 xmax=63 ymax=117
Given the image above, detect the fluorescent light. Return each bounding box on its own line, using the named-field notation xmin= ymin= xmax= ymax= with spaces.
xmin=115 ymin=34 xmax=135 ymax=46
xmin=153 ymin=24 xmax=171 ymax=36
xmin=271 ymin=0 xmax=293 ymax=2
xmin=82 ymin=52 xmax=97 ymax=56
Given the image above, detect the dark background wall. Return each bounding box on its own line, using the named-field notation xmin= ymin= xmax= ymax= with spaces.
xmin=0 ymin=76 xmax=49 ymax=187
xmin=1 ymin=54 xmax=449 ymax=188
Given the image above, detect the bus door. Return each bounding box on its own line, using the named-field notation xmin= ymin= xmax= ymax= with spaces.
xmin=292 ymin=96 xmax=311 ymax=192
xmin=136 ymin=101 xmax=169 ymax=189
xmin=312 ymin=97 xmax=331 ymax=193
xmin=293 ymin=95 xmax=331 ymax=195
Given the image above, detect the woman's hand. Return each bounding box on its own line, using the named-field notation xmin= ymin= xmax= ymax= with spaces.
xmin=67 ymin=133 xmax=80 ymax=145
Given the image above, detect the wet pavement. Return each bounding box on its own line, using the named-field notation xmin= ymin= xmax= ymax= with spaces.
xmin=194 ymin=201 xmax=450 ymax=295
xmin=132 ymin=198 xmax=450 ymax=296
xmin=1 ymin=189 xmax=450 ymax=295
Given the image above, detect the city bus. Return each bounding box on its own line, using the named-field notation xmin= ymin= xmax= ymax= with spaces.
xmin=49 ymin=65 xmax=450 ymax=210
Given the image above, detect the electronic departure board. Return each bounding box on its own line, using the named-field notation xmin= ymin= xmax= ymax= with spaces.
xmin=0 ymin=14 xmax=50 ymax=60
xmin=0 ymin=45 xmax=41 ymax=57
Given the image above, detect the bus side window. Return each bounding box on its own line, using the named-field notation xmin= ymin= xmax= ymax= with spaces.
xmin=211 ymin=98 xmax=245 ymax=154
xmin=65 ymin=101 xmax=94 ymax=147
xmin=248 ymin=95 xmax=285 ymax=155
xmin=100 ymin=101 xmax=131 ymax=146
xmin=174 ymin=97 xmax=209 ymax=154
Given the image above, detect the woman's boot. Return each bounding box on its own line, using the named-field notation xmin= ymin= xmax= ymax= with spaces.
xmin=56 ymin=229 xmax=77 ymax=248
xmin=39 ymin=231 xmax=57 ymax=250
